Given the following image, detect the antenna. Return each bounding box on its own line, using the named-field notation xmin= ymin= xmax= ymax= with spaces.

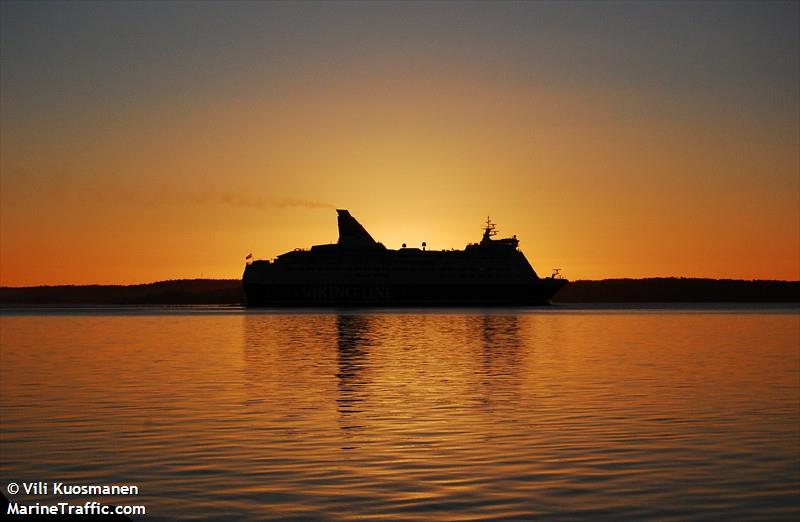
xmin=483 ymin=216 xmax=497 ymax=236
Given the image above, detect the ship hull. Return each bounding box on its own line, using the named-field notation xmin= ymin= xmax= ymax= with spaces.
xmin=243 ymin=209 xmax=568 ymax=307
xmin=243 ymin=280 xmax=567 ymax=307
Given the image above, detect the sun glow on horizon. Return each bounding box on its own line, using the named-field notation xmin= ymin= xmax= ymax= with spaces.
xmin=1 ymin=1 xmax=798 ymax=286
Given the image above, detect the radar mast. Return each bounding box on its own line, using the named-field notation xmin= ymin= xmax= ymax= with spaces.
xmin=481 ymin=216 xmax=498 ymax=244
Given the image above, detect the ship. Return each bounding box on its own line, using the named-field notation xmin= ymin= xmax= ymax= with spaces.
xmin=242 ymin=210 xmax=568 ymax=306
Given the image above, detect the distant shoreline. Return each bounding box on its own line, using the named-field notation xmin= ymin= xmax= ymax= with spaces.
xmin=0 ymin=278 xmax=797 ymax=305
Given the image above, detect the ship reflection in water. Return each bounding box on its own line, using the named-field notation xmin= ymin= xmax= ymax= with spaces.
xmin=1 ymin=309 xmax=798 ymax=520
xmin=335 ymin=315 xmax=372 ymax=435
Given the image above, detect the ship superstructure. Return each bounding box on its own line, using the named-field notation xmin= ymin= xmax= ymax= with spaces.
xmin=242 ymin=210 xmax=567 ymax=306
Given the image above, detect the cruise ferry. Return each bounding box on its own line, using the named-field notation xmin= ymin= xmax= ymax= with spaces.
xmin=243 ymin=210 xmax=567 ymax=306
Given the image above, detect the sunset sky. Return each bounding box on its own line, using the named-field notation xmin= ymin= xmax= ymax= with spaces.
xmin=1 ymin=0 xmax=798 ymax=285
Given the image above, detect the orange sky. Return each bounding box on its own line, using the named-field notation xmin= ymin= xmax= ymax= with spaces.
xmin=1 ymin=1 xmax=798 ymax=285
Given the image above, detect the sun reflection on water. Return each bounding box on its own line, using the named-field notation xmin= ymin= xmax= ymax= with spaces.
xmin=1 ymin=309 xmax=798 ymax=520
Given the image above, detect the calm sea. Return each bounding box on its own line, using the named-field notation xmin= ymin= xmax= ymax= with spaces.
xmin=1 ymin=307 xmax=798 ymax=520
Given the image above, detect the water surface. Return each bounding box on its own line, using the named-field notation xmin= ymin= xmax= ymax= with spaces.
xmin=1 ymin=307 xmax=798 ymax=520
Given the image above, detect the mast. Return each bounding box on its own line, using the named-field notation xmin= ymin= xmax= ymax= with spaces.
xmin=481 ymin=216 xmax=497 ymax=244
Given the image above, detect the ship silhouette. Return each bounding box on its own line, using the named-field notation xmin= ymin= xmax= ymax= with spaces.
xmin=243 ymin=210 xmax=568 ymax=306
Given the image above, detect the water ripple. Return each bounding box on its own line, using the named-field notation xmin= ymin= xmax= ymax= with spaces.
xmin=1 ymin=311 xmax=798 ymax=520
